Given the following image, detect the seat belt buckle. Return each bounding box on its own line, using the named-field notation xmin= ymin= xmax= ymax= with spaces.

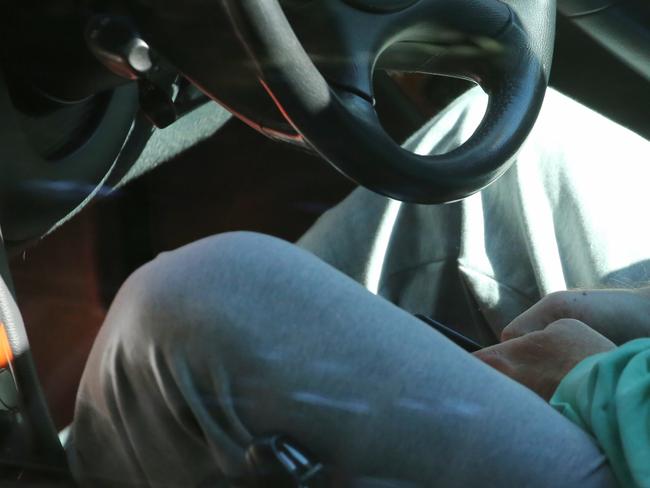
xmin=245 ymin=435 xmax=327 ymax=487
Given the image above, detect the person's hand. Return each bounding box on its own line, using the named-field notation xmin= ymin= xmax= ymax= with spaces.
xmin=474 ymin=319 xmax=615 ymax=401
xmin=501 ymin=288 xmax=650 ymax=345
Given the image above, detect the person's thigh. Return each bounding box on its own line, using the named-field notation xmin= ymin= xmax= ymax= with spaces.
xmin=299 ymin=87 xmax=650 ymax=335
xmin=70 ymin=232 xmax=616 ymax=488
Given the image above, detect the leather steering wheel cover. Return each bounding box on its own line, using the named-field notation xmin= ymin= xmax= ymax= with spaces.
xmin=224 ymin=0 xmax=556 ymax=203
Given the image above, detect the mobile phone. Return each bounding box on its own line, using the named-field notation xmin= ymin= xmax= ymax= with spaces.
xmin=415 ymin=314 xmax=483 ymax=352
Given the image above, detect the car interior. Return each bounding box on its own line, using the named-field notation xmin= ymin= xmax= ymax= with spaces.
xmin=0 ymin=0 xmax=649 ymax=485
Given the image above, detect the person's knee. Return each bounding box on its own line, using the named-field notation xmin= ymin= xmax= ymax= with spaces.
xmin=114 ymin=231 xmax=303 ymax=351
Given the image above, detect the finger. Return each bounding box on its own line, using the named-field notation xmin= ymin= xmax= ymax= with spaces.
xmin=477 ymin=332 xmax=564 ymax=399
xmin=501 ymin=291 xmax=578 ymax=341
xmin=473 ymin=343 xmax=516 ymax=377
xmin=544 ymin=319 xmax=615 ymax=353
xmin=475 ymin=333 xmax=568 ymax=399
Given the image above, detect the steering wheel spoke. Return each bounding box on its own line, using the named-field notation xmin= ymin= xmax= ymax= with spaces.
xmin=278 ymin=1 xmax=384 ymax=101
xmin=279 ymin=0 xmax=515 ymax=101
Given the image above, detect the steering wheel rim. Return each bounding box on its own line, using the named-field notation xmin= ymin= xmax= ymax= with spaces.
xmin=221 ymin=0 xmax=556 ymax=203
xmin=125 ymin=0 xmax=555 ymax=204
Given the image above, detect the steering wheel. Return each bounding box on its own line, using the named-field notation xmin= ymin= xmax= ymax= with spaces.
xmin=128 ymin=0 xmax=555 ymax=203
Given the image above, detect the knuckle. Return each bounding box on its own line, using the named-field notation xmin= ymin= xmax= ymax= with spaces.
xmin=543 ymin=319 xmax=588 ymax=341
xmin=523 ymin=329 xmax=550 ymax=345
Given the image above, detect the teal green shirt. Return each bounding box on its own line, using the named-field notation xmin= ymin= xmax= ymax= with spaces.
xmin=551 ymin=338 xmax=650 ymax=488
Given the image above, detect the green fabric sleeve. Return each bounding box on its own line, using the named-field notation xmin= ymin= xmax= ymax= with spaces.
xmin=551 ymin=338 xmax=650 ymax=488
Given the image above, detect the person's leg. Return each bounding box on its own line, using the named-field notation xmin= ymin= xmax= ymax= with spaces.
xmin=70 ymin=232 xmax=615 ymax=487
xmin=299 ymin=87 xmax=650 ymax=339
